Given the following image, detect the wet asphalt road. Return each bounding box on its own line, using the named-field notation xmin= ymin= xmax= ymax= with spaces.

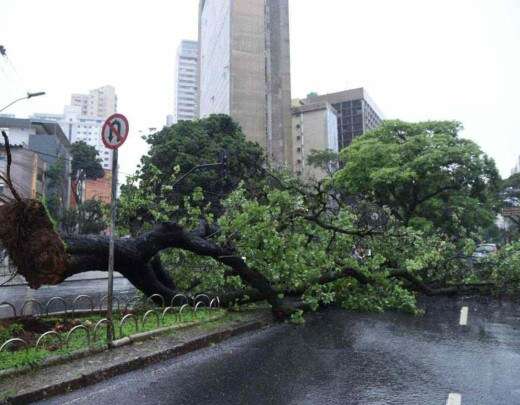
xmin=38 ymin=297 xmax=520 ymax=405
xmin=0 ymin=277 xmax=136 ymax=318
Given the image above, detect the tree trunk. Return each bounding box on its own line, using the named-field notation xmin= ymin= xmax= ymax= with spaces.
xmin=62 ymin=222 xmax=293 ymax=319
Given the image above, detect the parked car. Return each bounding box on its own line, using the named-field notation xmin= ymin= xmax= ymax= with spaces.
xmin=472 ymin=243 xmax=498 ymax=260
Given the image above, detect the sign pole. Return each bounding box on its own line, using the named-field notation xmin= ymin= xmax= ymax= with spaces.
xmin=107 ymin=148 xmax=118 ymax=343
xmin=101 ymin=112 xmax=128 ymax=345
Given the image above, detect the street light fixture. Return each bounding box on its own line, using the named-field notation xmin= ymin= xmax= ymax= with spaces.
xmin=0 ymin=91 xmax=46 ymax=113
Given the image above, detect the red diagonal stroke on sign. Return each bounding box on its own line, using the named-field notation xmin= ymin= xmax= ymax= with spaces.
xmin=107 ymin=120 xmax=122 ymax=142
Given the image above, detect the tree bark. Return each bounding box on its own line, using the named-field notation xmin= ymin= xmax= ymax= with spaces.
xmin=62 ymin=222 xmax=293 ymax=319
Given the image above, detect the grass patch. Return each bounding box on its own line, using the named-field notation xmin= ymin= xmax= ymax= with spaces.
xmin=0 ymin=308 xmax=225 ymax=371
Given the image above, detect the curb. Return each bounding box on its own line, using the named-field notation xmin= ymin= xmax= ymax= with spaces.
xmin=3 ymin=318 xmax=270 ymax=405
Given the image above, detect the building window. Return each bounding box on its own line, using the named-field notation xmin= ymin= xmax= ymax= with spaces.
xmin=296 ymin=147 xmax=302 ymax=153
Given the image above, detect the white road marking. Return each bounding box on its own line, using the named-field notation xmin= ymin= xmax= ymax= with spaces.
xmin=446 ymin=392 xmax=461 ymax=405
xmin=459 ymin=306 xmax=469 ymax=326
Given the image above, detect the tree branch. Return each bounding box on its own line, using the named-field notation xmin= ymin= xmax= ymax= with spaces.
xmin=62 ymin=221 xmax=294 ymax=319
xmin=1 ymin=131 xmax=22 ymax=202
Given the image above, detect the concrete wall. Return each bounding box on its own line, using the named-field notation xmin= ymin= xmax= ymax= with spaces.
xmin=0 ymin=148 xmax=45 ymax=200
xmin=28 ymin=133 xmax=71 ymax=207
xmin=199 ymin=0 xmax=292 ymax=168
xmin=305 ymin=88 xmax=366 ymax=106
xmin=292 ymin=103 xmax=338 ymax=181
xmin=266 ymin=0 xmax=292 ymax=166
xmin=230 ymin=0 xmax=268 ymax=150
xmin=3 ymin=126 xmax=33 ymax=146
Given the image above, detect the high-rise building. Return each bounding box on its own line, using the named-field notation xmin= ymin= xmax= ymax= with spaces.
xmin=33 ymin=108 xmax=111 ymax=170
xmin=33 ymin=85 xmax=118 ymax=170
xmin=174 ymin=40 xmax=199 ymax=123
xmin=70 ymin=85 xmax=117 ymax=119
xmin=198 ymin=0 xmax=292 ymax=166
xmin=512 ymin=156 xmax=520 ymax=175
xmin=291 ymin=101 xmax=339 ymax=180
xmin=166 ymin=114 xmax=175 ymax=127
xmin=303 ymin=88 xmax=383 ymax=151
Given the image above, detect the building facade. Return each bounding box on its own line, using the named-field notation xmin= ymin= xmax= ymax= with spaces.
xmin=173 ymin=40 xmax=199 ymax=123
xmin=198 ymin=0 xmax=292 ymax=166
xmin=83 ymin=169 xmax=112 ymax=204
xmin=303 ymin=88 xmax=383 ymax=151
xmin=33 ymin=85 xmax=118 ymax=171
xmin=70 ymin=85 xmax=117 ymax=119
xmin=0 ymin=117 xmax=72 ymax=207
xmin=0 ymin=147 xmax=46 ymax=201
xmin=292 ymin=101 xmax=339 ymax=180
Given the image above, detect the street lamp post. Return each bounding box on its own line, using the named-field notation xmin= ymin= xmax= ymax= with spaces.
xmin=0 ymin=91 xmax=46 ymax=114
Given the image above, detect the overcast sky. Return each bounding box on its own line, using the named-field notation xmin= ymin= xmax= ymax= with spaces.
xmin=1 ymin=0 xmax=519 ymax=178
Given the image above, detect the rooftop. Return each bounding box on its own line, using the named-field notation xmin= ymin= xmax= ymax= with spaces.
xmin=0 ymin=117 xmax=71 ymax=149
xmin=304 ymin=87 xmax=384 ymax=119
xmin=292 ymin=101 xmax=337 ymax=115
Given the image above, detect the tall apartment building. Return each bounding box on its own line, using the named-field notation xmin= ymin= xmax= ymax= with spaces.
xmin=303 ymin=88 xmax=383 ymax=151
xmin=71 ymin=85 xmax=117 ymax=119
xmin=33 ymin=86 xmax=118 ymax=170
xmin=198 ymin=0 xmax=292 ymax=166
xmin=174 ymin=40 xmax=199 ymax=123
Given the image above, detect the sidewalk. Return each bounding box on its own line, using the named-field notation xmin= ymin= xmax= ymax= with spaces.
xmin=0 ymin=271 xmax=125 ymax=287
xmin=0 ymin=310 xmax=272 ymax=404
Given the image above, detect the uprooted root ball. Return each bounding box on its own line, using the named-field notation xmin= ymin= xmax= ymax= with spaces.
xmin=0 ymin=200 xmax=69 ymax=288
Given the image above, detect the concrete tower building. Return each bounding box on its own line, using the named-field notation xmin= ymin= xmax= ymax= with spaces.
xmin=173 ymin=40 xmax=199 ymax=123
xmin=198 ymin=0 xmax=292 ymax=166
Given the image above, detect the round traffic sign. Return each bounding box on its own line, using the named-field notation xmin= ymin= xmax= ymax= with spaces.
xmin=102 ymin=113 xmax=129 ymax=150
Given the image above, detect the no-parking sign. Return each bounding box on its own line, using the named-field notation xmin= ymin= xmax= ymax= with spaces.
xmin=101 ymin=113 xmax=129 ymax=149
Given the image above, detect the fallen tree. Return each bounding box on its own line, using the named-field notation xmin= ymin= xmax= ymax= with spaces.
xmin=0 ymin=130 xmax=292 ymax=318
xmin=63 ymin=221 xmax=293 ymax=318
xmin=0 ymin=117 xmax=514 ymax=320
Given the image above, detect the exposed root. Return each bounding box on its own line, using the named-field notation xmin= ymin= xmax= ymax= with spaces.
xmin=0 ymin=200 xmax=69 ymax=288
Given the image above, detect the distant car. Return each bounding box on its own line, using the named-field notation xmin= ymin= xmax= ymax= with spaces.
xmin=504 ymin=196 xmax=520 ymax=207
xmin=472 ymin=243 xmax=498 ymax=260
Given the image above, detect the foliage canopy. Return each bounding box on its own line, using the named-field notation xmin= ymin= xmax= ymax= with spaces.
xmin=335 ymin=120 xmax=500 ymax=236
